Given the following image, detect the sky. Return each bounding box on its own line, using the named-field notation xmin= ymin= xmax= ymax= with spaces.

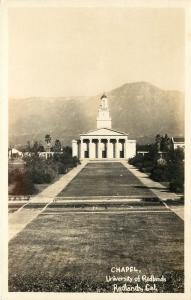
xmin=8 ymin=7 xmax=185 ymax=97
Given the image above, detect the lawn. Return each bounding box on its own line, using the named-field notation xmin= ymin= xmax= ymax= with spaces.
xmin=9 ymin=162 xmax=184 ymax=293
xmin=9 ymin=208 xmax=184 ymax=292
xmin=59 ymin=162 xmax=155 ymax=197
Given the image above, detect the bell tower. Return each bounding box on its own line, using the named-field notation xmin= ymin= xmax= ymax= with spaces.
xmin=96 ymin=94 xmax=112 ymax=129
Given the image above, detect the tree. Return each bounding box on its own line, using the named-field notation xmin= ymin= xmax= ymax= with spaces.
xmin=63 ymin=146 xmax=72 ymax=155
xmin=161 ymin=134 xmax=171 ymax=152
xmin=165 ymin=147 xmax=184 ymax=193
xmin=44 ymin=134 xmax=52 ymax=152
xmin=54 ymin=139 xmax=62 ymax=152
xmin=38 ymin=144 xmax=45 ymax=152
xmin=167 ymin=147 xmax=184 ymax=163
xmin=31 ymin=141 xmax=40 ymax=154
xmin=45 ymin=134 xmax=51 ymax=145
xmin=155 ymin=134 xmax=162 ymax=151
xmin=27 ymin=141 xmax=31 ymax=152
xmin=29 ymin=141 xmax=44 ymax=154
xmin=146 ymin=143 xmax=159 ymax=161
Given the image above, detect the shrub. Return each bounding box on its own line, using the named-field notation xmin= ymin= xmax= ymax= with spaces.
xmin=128 ymin=154 xmax=145 ymax=170
xmin=139 ymin=160 xmax=154 ymax=173
xmin=53 ymin=152 xmax=79 ymax=169
xmin=168 ymin=161 xmax=184 ymax=193
xmin=169 ymin=179 xmax=184 ymax=193
xmin=43 ymin=173 xmax=52 ymax=183
xmin=9 ymin=148 xmax=80 ymax=193
xmin=11 ymin=172 xmax=36 ymax=195
xmin=150 ymin=165 xmax=168 ymax=182
xmin=72 ymin=156 xmax=79 ymax=167
xmin=27 ymin=169 xmax=45 ymax=184
xmin=9 ymin=169 xmax=23 ymax=184
xmin=25 ymin=158 xmax=58 ymax=184
xmin=57 ymin=163 xmax=67 ymax=174
xmin=129 ymin=154 xmax=143 ymax=165
xmin=129 ymin=142 xmax=184 ymax=193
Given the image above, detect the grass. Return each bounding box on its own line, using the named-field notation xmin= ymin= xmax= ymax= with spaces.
xmin=59 ymin=162 xmax=155 ymax=197
xmin=9 ymin=209 xmax=184 ymax=292
xmin=9 ymin=162 xmax=184 ymax=292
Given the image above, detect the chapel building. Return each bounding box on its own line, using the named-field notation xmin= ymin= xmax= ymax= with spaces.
xmin=72 ymin=94 xmax=136 ymax=160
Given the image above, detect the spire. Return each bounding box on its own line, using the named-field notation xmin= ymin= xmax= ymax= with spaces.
xmin=97 ymin=94 xmax=112 ymax=129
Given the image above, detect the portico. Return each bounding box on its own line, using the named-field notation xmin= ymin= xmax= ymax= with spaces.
xmin=80 ymin=137 xmax=125 ymax=159
xmin=73 ymin=129 xmax=136 ymax=160
xmin=72 ymin=94 xmax=136 ymax=160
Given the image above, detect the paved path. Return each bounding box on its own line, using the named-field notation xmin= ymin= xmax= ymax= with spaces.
xmin=122 ymin=162 xmax=179 ymax=200
xmin=8 ymin=161 xmax=87 ymax=241
xmin=121 ymin=162 xmax=184 ymax=220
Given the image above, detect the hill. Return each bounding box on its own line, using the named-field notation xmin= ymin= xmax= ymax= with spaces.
xmin=9 ymin=82 xmax=184 ymax=146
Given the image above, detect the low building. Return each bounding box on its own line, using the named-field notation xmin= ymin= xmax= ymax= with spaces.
xmin=8 ymin=148 xmax=23 ymax=159
xmin=72 ymin=94 xmax=136 ymax=160
xmin=171 ymin=137 xmax=185 ymax=150
xmin=38 ymin=151 xmax=62 ymax=159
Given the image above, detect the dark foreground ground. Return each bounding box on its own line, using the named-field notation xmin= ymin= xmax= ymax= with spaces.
xmin=9 ymin=162 xmax=184 ymax=293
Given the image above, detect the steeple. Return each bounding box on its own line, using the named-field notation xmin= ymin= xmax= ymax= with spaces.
xmin=96 ymin=94 xmax=112 ymax=129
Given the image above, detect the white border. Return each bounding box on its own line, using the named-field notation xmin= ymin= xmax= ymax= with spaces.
xmin=1 ymin=1 xmax=191 ymax=300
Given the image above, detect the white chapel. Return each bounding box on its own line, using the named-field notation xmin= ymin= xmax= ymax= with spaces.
xmin=72 ymin=94 xmax=136 ymax=160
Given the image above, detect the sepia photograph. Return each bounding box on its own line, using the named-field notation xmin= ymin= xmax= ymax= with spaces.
xmin=1 ymin=0 xmax=190 ymax=297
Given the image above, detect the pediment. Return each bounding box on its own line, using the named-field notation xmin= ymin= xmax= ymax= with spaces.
xmin=81 ymin=128 xmax=128 ymax=136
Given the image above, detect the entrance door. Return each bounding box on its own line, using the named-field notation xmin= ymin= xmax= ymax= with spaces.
xmin=102 ymin=142 xmax=107 ymax=158
xmin=84 ymin=150 xmax=89 ymax=158
xmin=120 ymin=150 xmax=124 ymax=158
xmin=95 ymin=143 xmax=98 ymax=158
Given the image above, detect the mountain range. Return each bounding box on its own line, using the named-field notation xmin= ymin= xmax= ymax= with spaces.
xmin=9 ymin=82 xmax=184 ymax=147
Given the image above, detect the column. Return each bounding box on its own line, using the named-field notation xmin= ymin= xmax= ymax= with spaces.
xmin=72 ymin=140 xmax=78 ymax=157
xmin=116 ymin=138 xmax=120 ymax=159
xmin=126 ymin=140 xmax=136 ymax=159
xmin=124 ymin=137 xmax=128 ymax=159
xmin=98 ymin=138 xmax=102 ymax=158
xmin=89 ymin=139 xmax=95 ymax=159
xmin=108 ymin=139 xmax=113 ymax=159
xmin=80 ymin=139 xmax=84 ymax=159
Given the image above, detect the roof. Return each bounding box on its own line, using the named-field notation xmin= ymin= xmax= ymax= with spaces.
xmin=81 ymin=127 xmax=129 ymax=136
xmin=172 ymin=137 xmax=185 ymax=143
xmin=9 ymin=148 xmax=23 ymax=154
